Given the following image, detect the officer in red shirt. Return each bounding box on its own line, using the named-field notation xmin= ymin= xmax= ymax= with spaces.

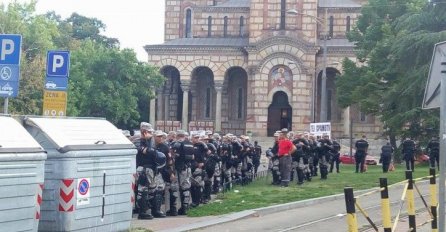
xmin=278 ymin=128 xmax=296 ymax=187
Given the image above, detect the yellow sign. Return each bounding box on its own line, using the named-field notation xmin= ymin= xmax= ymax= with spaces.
xmin=42 ymin=90 xmax=67 ymax=117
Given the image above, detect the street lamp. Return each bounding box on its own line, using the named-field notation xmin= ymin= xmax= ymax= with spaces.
xmin=287 ymin=8 xmax=329 ymax=122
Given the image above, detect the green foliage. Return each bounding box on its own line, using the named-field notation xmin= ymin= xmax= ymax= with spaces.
xmin=337 ymin=0 xmax=445 ymax=146
xmin=0 ymin=1 xmax=163 ymax=129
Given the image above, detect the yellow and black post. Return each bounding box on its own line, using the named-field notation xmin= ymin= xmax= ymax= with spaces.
xmin=380 ymin=178 xmax=392 ymax=232
xmin=344 ymin=187 xmax=358 ymax=232
xmin=430 ymin=168 xmax=438 ymax=232
xmin=406 ymin=170 xmax=416 ymax=232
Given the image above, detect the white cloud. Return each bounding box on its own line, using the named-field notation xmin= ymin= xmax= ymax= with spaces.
xmin=2 ymin=0 xmax=165 ymax=61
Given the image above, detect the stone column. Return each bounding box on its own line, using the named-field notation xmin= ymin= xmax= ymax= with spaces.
xmin=181 ymin=82 xmax=190 ymax=131
xmin=149 ymin=98 xmax=156 ymax=127
xmin=214 ymin=82 xmax=223 ymax=132
xmin=164 ymin=93 xmax=170 ymax=121
xmin=157 ymin=90 xmax=164 ymax=121
xmin=343 ymin=106 xmax=351 ymax=137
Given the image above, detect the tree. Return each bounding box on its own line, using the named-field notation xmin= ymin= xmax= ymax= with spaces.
xmin=0 ymin=1 xmax=164 ymax=129
xmin=337 ymin=0 xmax=446 ymax=155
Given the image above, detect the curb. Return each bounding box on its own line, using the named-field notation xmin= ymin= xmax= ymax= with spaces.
xmin=160 ymin=188 xmax=372 ymax=232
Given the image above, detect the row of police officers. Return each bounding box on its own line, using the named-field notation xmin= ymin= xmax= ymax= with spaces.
xmin=132 ymin=122 xmax=262 ymax=219
xmin=266 ymin=129 xmax=342 ymax=187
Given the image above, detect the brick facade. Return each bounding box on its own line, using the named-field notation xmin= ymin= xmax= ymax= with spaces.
xmin=145 ymin=0 xmax=384 ymax=139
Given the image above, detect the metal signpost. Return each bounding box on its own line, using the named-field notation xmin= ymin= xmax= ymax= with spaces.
xmin=423 ymin=41 xmax=446 ymax=232
xmin=0 ymin=34 xmax=22 ymax=114
xmin=43 ymin=51 xmax=70 ymax=116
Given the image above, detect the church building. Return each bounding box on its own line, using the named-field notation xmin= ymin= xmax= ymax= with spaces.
xmin=144 ymin=0 xmax=383 ymax=138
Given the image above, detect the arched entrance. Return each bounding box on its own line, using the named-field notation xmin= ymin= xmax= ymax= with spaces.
xmin=160 ymin=66 xmax=182 ymax=121
xmin=316 ymin=67 xmax=341 ymax=122
xmin=267 ymin=91 xmax=292 ymax=136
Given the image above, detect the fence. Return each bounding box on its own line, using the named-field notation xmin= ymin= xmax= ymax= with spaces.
xmin=344 ymin=168 xmax=438 ymax=232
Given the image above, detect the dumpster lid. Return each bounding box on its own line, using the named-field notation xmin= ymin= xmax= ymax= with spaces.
xmin=25 ymin=117 xmax=134 ymax=152
xmin=0 ymin=116 xmax=44 ymax=153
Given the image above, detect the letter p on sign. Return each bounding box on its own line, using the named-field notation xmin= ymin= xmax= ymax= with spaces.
xmin=1 ymin=39 xmax=14 ymax=61
xmin=47 ymin=51 xmax=70 ymax=77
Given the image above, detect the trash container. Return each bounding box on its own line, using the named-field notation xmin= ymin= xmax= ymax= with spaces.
xmin=23 ymin=117 xmax=136 ymax=232
xmin=0 ymin=116 xmax=47 ymax=232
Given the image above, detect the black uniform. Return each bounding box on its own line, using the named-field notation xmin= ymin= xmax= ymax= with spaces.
xmin=402 ymin=139 xmax=416 ymax=171
xmin=317 ymin=138 xmax=332 ymax=179
xmin=172 ymin=139 xmax=195 ymax=215
xmin=292 ymin=138 xmax=310 ymax=184
xmin=380 ymin=143 xmax=393 ymax=173
xmin=355 ymin=138 xmax=369 ymax=173
xmin=427 ymin=138 xmax=440 ymax=170
xmin=253 ymin=142 xmax=262 ymax=178
xmin=329 ymin=140 xmax=341 ymax=173
xmin=191 ymin=141 xmax=207 ymax=207
xmin=136 ymin=137 xmax=159 ymax=219
xmin=270 ymin=141 xmax=281 ymax=185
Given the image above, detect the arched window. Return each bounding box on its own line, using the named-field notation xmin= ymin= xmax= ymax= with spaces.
xmin=208 ymin=16 xmax=212 ymax=37
xmin=280 ymin=0 xmax=286 ymax=30
xmin=239 ymin=16 xmax=245 ymax=37
xmin=185 ymin=9 xmax=192 ymax=38
xmin=237 ymin=87 xmax=243 ymax=119
xmin=346 ymin=16 xmax=351 ymax=32
xmin=329 ymin=16 xmax=334 ymax=38
xmin=223 ymin=16 xmax=228 ymax=37
xmin=205 ymin=87 xmax=211 ymax=118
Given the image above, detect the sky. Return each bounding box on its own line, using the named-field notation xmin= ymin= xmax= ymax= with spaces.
xmin=3 ymin=0 xmax=165 ymax=61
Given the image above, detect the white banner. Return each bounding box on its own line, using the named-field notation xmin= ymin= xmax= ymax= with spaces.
xmin=309 ymin=122 xmax=331 ymax=138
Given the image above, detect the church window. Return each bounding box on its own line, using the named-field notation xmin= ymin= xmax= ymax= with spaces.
xmin=208 ymin=16 xmax=212 ymax=37
xmin=239 ymin=16 xmax=245 ymax=37
xmin=346 ymin=16 xmax=351 ymax=32
xmin=329 ymin=16 xmax=334 ymax=38
xmin=224 ymin=16 xmax=228 ymax=37
xmin=185 ymin=9 xmax=192 ymax=38
xmin=280 ymin=0 xmax=286 ymax=30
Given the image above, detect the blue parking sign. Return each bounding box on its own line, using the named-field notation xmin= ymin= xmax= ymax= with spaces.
xmin=0 ymin=35 xmax=22 ymax=65
xmin=47 ymin=51 xmax=70 ymax=77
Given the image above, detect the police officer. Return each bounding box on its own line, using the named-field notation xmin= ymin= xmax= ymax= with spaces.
xmin=329 ymin=140 xmax=341 ymax=173
xmin=380 ymin=141 xmax=393 ymax=173
xmin=292 ymin=133 xmax=309 ymax=185
xmin=136 ymin=122 xmax=166 ymax=219
xmin=203 ymin=140 xmax=218 ymax=203
xmin=308 ymin=134 xmax=319 ymax=176
xmin=427 ymin=136 xmax=440 ymax=170
xmin=219 ymin=135 xmax=233 ymax=191
xmin=402 ymin=137 xmax=416 ymax=171
xmin=355 ymin=135 xmax=369 ymax=173
xmin=231 ymin=136 xmax=243 ymax=184
xmin=152 ymin=130 xmax=169 ymax=218
xmin=190 ymin=134 xmax=207 ymax=207
xmin=266 ymin=131 xmax=281 ymax=185
xmin=212 ymin=133 xmax=222 ymax=194
xmin=253 ymin=141 xmax=262 ymax=178
xmin=317 ymin=134 xmax=332 ymax=179
xmin=171 ymin=130 xmax=194 ymax=215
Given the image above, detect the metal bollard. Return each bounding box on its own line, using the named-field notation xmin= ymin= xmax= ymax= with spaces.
xmin=380 ymin=178 xmax=392 ymax=232
xmin=430 ymin=168 xmax=438 ymax=232
xmin=344 ymin=187 xmax=358 ymax=232
xmin=406 ymin=170 xmax=416 ymax=232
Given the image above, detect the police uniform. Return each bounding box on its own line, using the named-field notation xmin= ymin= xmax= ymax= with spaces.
xmin=317 ymin=136 xmax=332 ymax=179
xmin=253 ymin=141 xmax=262 ymax=178
xmin=219 ymin=137 xmax=233 ymax=191
xmin=355 ymin=137 xmax=369 ymax=173
xmin=427 ymin=137 xmax=440 ymax=170
xmin=136 ymin=123 xmax=166 ymax=220
xmin=402 ymin=138 xmax=416 ymax=171
xmin=380 ymin=143 xmax=393 ymax=173
xmin=191 ymin=136 xmax=207 ymax=207
xmin=171 ymin=130 xmax=194 ymax=215
xmin=329 ymin=140 xmax=341 ymax=173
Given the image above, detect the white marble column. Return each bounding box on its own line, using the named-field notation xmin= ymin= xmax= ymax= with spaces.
xmin=181 ymin=83 xmax=190 ymax=131
xmin=343 ymin=106 xmax=351 ymax=137
xmin=156 ymin=90 xmax=164 ymax=121
xmin=164 ymin=94 xmax=169 ymax=121
xmin=214 ymin=83 xmax=223 ymax=132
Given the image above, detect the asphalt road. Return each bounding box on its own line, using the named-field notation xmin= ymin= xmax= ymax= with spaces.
xmin=193 ymin=179 xmax=433 ymax=232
